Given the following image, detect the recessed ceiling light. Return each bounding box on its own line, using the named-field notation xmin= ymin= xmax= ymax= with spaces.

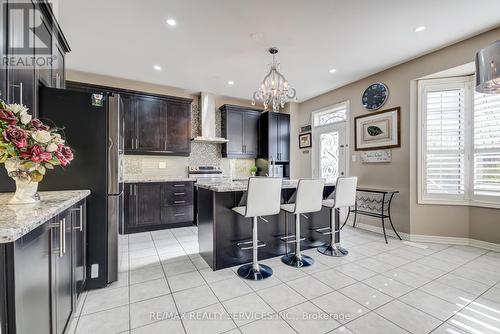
xmin=227 ymin=80 xmax=235 ymax=85
xmin=415 ymin=26 xmax=426 ymax=32
xmin=166 ymin=19 xmax=177 ymax=26
xmin=153 ymin=65 xmax=162 ymax=71
xmin=329 ymin=68 xmax=337 ymax=73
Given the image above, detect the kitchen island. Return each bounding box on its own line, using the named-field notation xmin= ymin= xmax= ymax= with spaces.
xmin=196 ymin=180 xmax=335 ymax=270
xmin=0 ymin=190 xmax=90 ymax=334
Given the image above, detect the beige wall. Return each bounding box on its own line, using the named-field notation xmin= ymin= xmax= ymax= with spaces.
xmin=66 ymin=70 xmax=255 ymax=109
xmin=295 ymin=28 xmax=500 ymax=241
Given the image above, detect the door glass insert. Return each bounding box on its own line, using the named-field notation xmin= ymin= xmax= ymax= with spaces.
xmin=319 ymin=131 xmax=339 ymax=183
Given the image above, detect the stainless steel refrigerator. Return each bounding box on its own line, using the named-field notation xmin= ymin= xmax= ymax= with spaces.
xmin=39 ymin=87 xmax=123 ymax=289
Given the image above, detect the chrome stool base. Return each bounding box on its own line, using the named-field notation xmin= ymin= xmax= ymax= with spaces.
xmin=281 ymin=254 xmax=315 ymax=267
xmin=317 ymin=244 xmax=349 ymax=257
xmin=237 ymin=263 xmax=273 ymax=280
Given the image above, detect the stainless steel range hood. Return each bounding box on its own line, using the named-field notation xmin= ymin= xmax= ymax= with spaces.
xmin=191 ymin=93 xmax=229 ymax=143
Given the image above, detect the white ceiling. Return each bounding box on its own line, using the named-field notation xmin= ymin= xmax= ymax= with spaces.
xmin=58 ymin=0 xmax=500 ymax=102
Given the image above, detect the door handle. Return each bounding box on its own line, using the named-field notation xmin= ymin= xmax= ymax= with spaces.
xmin=11 ymin=82 xmax=23 ymax=105
xmin=71 ymin=205 xmax=83 ymax=231
xmin=174 ymin=192 xmax=185 ymax=196
xmin=62 ymin=218 xmax=66 ymax=255
xmin=59 ymin=219 xmax=64 ymax=257
xmin=174 ymin=213 xmax=185 ymax=217
xmin=174 ymin=200 xmax=185 ymax=204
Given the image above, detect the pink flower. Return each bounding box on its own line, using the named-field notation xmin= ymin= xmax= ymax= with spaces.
xmin=28 ymin=118 xmax=50 ymax=131
xmin=2 ymin=125 xmax=27 ymax=148
xmin=0 ymin=109 xmax=18 ymax=125
xmin=55 ymin=145 xmax=73 ymax=166
xmin=20 ymin=145 xmax=52 ymax=163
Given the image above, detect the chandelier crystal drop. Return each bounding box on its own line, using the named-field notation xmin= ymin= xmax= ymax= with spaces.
xmin=252 ymin=47 xmax=297 ymax=112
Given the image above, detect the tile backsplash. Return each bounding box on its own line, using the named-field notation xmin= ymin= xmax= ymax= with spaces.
xmin=123 ymin=154 xmax=255 ymax=181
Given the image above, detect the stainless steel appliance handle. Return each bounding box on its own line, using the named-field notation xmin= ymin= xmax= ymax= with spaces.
xmin=108 ymin=94 xmax=121 ymax=195
xmin=71 ymin=205 xmax=83 ymax=231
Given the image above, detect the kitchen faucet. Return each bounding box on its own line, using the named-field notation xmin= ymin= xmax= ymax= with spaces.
xmin=270 ymin=156 xmax=276 ymax=177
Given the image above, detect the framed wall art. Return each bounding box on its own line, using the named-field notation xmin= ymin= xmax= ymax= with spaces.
xmin=299 ymin=132 xmax=312 ymax=149
xmin=354 ymin=107 xmax=400 ymax=151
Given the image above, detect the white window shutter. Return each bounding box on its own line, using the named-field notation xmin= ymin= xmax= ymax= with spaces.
xmin=473 ymin=92 xmax=500 ymax=200
xmin=423 ymin=88 xmax=466 ymax=199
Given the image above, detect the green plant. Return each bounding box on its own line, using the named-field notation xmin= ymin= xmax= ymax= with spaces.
xmin=250 ymin=166 xmax=257 ymax=173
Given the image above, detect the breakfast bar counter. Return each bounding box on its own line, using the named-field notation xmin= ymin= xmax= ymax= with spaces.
xmin=196 ymin=180 xmax=335 ymax=270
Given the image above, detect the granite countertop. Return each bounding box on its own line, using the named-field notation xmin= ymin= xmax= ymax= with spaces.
xmin=123 ymin=177 xmax=195 ymax=183
xmin=0 ymin=190 xmax=91 ymax=244
xmin=196 ymin=179 xmax=335 ymax=192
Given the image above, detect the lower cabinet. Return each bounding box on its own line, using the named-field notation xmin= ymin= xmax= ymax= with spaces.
xmin=124 ymin=181 xmax=194 ymax=233
xmin=51 ymin=209 xmax=73 ymax=334
xmin=3 ymin=199 xmax=87 ymax=334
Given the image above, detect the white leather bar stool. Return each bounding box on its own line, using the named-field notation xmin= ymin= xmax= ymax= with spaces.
xmin=280 ymin=178 xmax=325 ymax=267
xmin=317 ymin=176 xmax=358 ymax=257
xmin=232 ymin=177 xmax=283 ymax=280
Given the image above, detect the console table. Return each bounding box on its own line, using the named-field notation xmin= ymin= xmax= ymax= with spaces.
xmin=341 ymin=186 xmax=401 ymax=243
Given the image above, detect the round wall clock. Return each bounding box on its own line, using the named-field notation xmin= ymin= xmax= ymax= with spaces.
xmin=362 ymin=83 xmax=389 ymax=111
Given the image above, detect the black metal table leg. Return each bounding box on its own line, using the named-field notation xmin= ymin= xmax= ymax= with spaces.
xmin=387 ymin=193 xmax=402 ymax=240
xmin=381 ymin=193 xmax=388 ymax=243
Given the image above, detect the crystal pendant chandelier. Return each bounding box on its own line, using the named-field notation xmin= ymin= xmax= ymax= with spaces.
xmin=252 ymin=47 xmax=297 ymax=112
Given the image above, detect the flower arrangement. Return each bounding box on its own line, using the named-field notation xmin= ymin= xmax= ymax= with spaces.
xmin=0 ymin=98 xmax=74 ymax=184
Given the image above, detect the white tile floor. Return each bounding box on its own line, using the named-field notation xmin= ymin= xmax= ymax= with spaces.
xmin=69 ymin=226 xmax=500 ymax=334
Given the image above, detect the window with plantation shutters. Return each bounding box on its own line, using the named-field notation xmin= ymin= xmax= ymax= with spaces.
xmin=418 ymin=76 xmax=500 ymax=208
xmin=473 ymin=92 xmax=500 ymax=200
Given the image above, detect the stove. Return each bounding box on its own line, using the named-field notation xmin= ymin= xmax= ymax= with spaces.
xmin=188 ymin=166 xmax=227 ymax=183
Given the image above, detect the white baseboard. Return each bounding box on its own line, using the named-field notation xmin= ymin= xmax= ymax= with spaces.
xmin=346 ymin=221 xmax=500 ymax=252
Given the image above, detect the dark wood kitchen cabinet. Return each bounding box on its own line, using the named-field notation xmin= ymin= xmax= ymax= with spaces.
xmin=0 ymin=198 xmax=87 ymax=334
xmin=259 ymin=111 xmax=290 ymax=162
xmin=122 ymin=94 xmax=192 ymax=156
xmin=0 ymin=0 xmax=70 ymax=117
xmin=0 ymin=1 xmax=69 ymax=193
xmin=220 ymin=104 xmax=262 ymax=158
xmin=72 ymin=203 xmax=87 ymax=297
xmin=124 ymin=181 xmax=194 ymax=234
xmin=52 ymin=209 xmax=74 ymax=334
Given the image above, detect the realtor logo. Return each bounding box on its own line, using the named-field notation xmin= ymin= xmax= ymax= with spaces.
xmin=2 ymin=1 xmax=58 ymax=69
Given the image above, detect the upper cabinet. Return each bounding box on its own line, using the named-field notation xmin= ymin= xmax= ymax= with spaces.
xmin=259 ymin=111 xmax=290 ymax=162
xmin=1 ymin=0 xmax=70 ymax=117
xmin=122 ymin=93 xmax=191 ymax=156
xmin=220 ymin=104 xmax=262 ymax=158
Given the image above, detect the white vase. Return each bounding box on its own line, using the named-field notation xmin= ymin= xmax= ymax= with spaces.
xmin=4 ymin=159 xmax=40 ymax=205
xmin=9 ymin=178 xmax=40 ymax=204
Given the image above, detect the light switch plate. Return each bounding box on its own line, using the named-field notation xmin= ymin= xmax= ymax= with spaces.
xmin=351 ymin=155 xmax=357 ymax=162
xmin=159 ymin=162 xmax=167 ymax=169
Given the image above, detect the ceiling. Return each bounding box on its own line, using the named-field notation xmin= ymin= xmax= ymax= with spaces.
xmin=58 ymin=0 xmax=500 ymax=102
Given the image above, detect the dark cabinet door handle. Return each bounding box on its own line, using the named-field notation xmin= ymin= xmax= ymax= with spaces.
xmin=174 ymin=200 xmax=185 ymax=204
xmin=174 ymin=192 xmax=185 ymax=196
xmin=173 ymin=184 xmax=185 ymax=187
xmin=174 ymin=213 xmax=185 ymax=217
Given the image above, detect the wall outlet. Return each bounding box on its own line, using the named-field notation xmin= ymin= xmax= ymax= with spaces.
xmin=351 ymin=155 xmax=357 ymax=162
xmin=91 ymin=264 xmax=99 ymax=278
xmin=158 ymin=162 xmax=167 ymax=169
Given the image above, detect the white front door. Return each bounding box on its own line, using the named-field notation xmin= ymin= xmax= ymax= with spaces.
xmin=313 ymin=123 xmax=347 ymax=183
